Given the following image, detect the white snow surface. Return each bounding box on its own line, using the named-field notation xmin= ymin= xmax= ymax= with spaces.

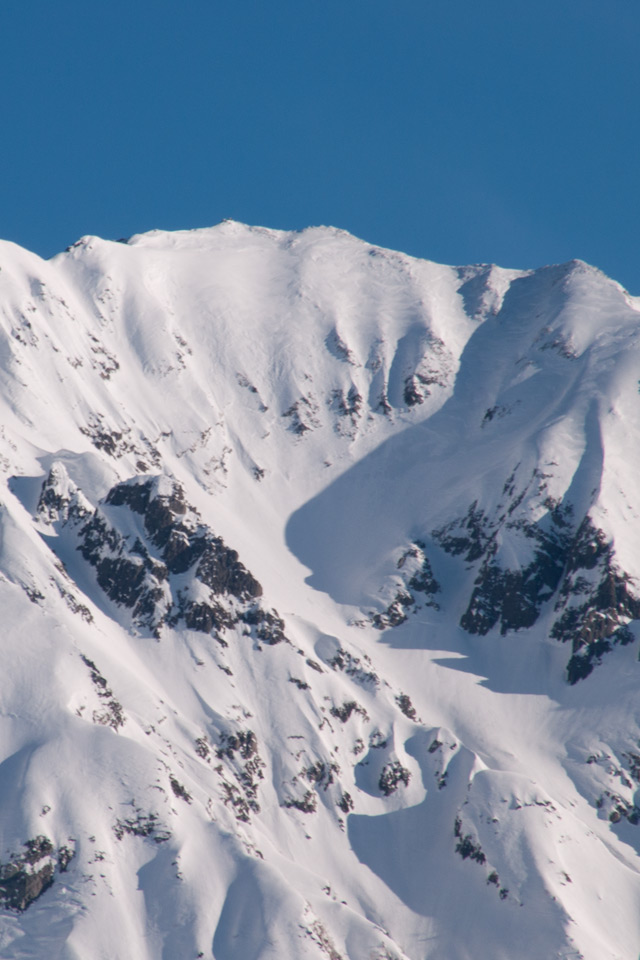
xmin=0 ymin=222 xmax=638 ymax=958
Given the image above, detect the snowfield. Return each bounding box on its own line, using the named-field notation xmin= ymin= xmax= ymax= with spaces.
xmin=0 ymin=222 xmax=639 ymax=958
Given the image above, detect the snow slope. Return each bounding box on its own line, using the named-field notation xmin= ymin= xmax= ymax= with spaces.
xmin=0 ymin=222 xmax=640 ymax=958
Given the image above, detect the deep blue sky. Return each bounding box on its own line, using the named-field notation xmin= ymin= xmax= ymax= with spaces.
xmin=1 ymin=1 xmax=639 ymax=290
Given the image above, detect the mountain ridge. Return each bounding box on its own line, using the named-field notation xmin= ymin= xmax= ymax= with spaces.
xmin=0 ymin=224 xmax=639 ymax=959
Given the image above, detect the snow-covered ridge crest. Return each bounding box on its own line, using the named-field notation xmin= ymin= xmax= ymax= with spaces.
xmin=1 ymin=226 xmax=640 ymax=959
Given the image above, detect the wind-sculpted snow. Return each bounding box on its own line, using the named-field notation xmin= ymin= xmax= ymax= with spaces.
xmin=1 ymin=224 xmax=640 ymax=958
xmin=288 ymin=260 xmax=640 ymax=681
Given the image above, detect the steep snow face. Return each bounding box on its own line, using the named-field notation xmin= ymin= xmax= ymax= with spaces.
xmin=289 ymin=259 xmax=640 ymax=674
xmin=1 ymin=224 xmax=640 ymax=960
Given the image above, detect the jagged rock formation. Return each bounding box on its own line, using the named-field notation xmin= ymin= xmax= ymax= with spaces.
xmin=39 ymin=466 xmax=285 ymax=645
xmin=434 ymin=480 xmax=640 ymax=681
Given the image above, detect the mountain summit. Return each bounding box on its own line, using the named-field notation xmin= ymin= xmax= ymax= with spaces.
xmin=1 ymin=223 xmax=639 ymax=959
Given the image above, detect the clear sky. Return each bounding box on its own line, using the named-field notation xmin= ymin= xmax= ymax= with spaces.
xmin=1 ymin=0 xmax=639 ymax=290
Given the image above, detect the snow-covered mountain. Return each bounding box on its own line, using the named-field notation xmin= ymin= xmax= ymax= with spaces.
xmin=1 ymin=221 xmax=640 ymax=959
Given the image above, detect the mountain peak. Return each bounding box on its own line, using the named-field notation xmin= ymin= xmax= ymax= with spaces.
xmin=0 ymin=226 xmax=639 ymax=960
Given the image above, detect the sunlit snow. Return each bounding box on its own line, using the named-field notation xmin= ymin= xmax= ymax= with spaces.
xmin=0 ymin=223 xmax=638 ymax=959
